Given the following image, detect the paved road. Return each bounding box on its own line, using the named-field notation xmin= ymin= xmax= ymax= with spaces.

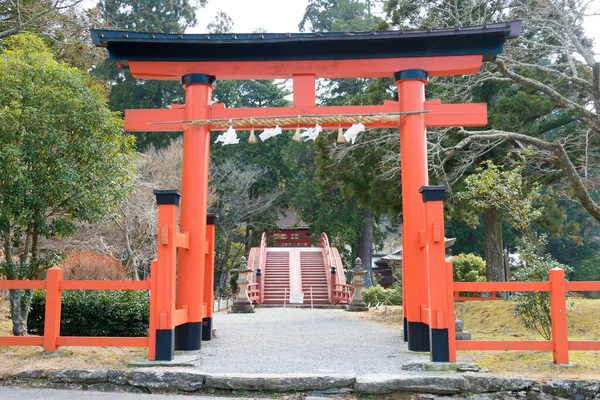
xmin=0 ymin=387 xmax=264 ymax=399
xmin=194 ymin=307 xmax=427 ymax=374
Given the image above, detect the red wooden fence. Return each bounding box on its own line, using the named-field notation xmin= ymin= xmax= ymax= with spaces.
xmin=0 ymin=192 xmax=200 ymax=361
xmin=0 ymin=269 xmax=151 ymax=352
xmin=452 ymin=269 xmax=600 ymax=364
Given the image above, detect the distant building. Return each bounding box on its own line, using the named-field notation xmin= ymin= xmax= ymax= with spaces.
xmin=373 ymin=238 xmax=456 ymax=288
xmin=270 ymin=210 xmax=311 ymax=247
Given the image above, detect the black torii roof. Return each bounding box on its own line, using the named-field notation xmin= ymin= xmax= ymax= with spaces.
xmin=91 ymin=21 xmax=521 ymax=66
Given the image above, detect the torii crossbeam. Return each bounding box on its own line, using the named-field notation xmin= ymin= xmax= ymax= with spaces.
xmin=92 ymin=20 xmax=521 ymax=362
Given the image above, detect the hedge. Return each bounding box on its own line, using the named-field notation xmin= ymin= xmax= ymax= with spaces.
xmin=362 ymin=284 xmax=403 ymax=306
xmin=27 ymin=289 xmax=149 ymax=337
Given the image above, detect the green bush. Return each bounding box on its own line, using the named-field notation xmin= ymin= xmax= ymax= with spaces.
xmin=512 ymin=240 xmax=572 ymax=340
xmin=361 ymin=284 xmax=402 ymax=306
xmin=28 ymin=290 xmax=149 ymax=337
xmin=572 ymin=254 xmax=600 ymax=299
xmin=451 ymin=253 xmax=486 ymax=282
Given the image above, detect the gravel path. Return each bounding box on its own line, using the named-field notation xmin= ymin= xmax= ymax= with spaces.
xmin=193 ymin=308 xmax=428 ymax=374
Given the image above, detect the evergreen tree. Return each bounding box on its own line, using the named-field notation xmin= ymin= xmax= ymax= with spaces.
xmin=93 ymin=0 xmax=206 ymax=150
xmin=0 ymin=34 xmax=136 ymax=335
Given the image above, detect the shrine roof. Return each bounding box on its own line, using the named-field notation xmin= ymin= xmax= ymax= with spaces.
xmin=91 ymin=21 xmax=521 ymax=66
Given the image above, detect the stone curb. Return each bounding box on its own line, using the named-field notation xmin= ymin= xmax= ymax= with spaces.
xmin=2 ymin=369 xmax=599 ymax=398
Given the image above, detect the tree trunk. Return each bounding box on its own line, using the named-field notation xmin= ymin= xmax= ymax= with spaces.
xmin=218 ymin=271 xmax=229 ymax=295
xmin=9 ymin=289 xmax=29 ymax=336
xmin=484 ymin=207 xmax=504 ymax=282
xmin=358 ymin=208 xmax=374 ymax=288
xmin=244 ymin=224 xmax=251 ymax=255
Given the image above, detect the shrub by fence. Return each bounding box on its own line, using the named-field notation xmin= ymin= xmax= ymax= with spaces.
xmin=28 ymin=289 xmax=149 ymax=337
xmin=362 ymin=284 xmax=402 ymax=306
xmin=60 ymin=250 xmax=128 ymax=280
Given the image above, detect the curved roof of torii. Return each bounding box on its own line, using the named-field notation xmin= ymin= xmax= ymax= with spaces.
xmin=91 ymin=21 xmax=521 ymax=66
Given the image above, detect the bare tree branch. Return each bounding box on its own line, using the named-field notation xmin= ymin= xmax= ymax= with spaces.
xmin=453 ymin=128 xmax=600 ymax=222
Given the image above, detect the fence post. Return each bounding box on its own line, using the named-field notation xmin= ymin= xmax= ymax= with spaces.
xmin=256 ymin=267 xmax=263 ymax=305
xmin=202 ymin=214 xmax=216 ymax=341
xmin=420 ymin=185 xmax=452 ymax=362
xmin=152 ymin=189 xmax=180 ymax=361
xmin=445 ymin=261 xmax=457 ymax=362
xmin=330 ymin=265 xmax=337 ymax=305
xmin=43 ymin=267 xmax=63 ymax=353
xmin=549 ymin=268 xmax=569 ymax=365
xmin=148 ymin=260 xmax=158 ymax=360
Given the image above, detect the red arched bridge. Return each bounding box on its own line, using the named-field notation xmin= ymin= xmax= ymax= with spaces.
xmin=246 ymin=233 xmax=352 ymax=306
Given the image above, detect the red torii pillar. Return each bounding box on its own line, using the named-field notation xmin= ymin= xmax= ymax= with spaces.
xmin=175 ymin=74 xmax=215 ymax=350
xmin=396 ymin=69 xmax=431 ymax=351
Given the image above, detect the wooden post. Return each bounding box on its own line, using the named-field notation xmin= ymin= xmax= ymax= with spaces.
xmin=421 ymin=185 xmax=452 ymax=362
xmin=330 ymin=265 xmax=337 ymax=305
xmin=400 ymin=213 xmax=408 ymax=342
xmin=152 ymin=189 xmax=180 ymax=361
xmin=148 ymin=260 xmax=158 ymax=360
xmin=202 ymin=214 xmax=216 ymax=341
xmin=43 ymin=267 xmax=63 ymax=353
xmin=396 ymin=69 xmax=430 ymax=352
xmin=446 ymin=261 xmax=457 ymax=362
xmin=176 ymin=74 xmax=214 ymax=351
xmin=256 ymin=267 xmax=263 ymax=305
xmin=549 ymin=268 xmax=569 ymax=365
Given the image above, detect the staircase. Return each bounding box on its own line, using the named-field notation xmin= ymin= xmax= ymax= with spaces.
xmin=248 ymin=233 xmax=349 ymax=307
xmin=299 ymin=250 xmax=330 ymax=305
xmin=262 ymin=250 xmax=290 ymax=305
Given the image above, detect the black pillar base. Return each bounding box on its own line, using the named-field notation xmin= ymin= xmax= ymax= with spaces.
xmin=407 ymin=321 xmax=430 ymax=352
xmin=403 ymin=317 xmax=408 ymax=342
xmin=175 ymin=322 xmax=202 ymax=351
xmin=155 ymin=329 xmax=175 ymax=361
xmin=430 ymin=328 xmax=450 ymax=362
xmin=202 ymin=317 xmax=213 ymax=341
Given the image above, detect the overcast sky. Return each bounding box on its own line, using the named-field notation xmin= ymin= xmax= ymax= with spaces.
xmin=192 ymin=0 xmax=309 ymax=33
xmin=190 ymin=0 xmax=599 ymax=59
xmin=81 ymin=0 xmax=599 ymax=58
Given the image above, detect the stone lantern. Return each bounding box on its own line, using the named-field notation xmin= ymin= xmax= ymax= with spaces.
xmin=230 ymin=256 xmax=255 ymax=313
xmin=346 ymin=257 xmax=368 ymax=312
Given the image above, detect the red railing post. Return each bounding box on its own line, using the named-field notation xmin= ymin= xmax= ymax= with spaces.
xmin=152 ymin=190 xmax=180 ymax=361
xmin=202 ymin=214 xmax=216 ymax=341
xmin=420 ymin=185 xmax=452 ymax=362
xmin=549 ymin=268 xmax=569 ymax=365
xmin=258 ymin=233 xmax=267 ymax=305
xmin=446 ymin=261 xmax=457 ymax=362
xmin=43 ymin=267 xmax=63 ymax=353
xmin=397 ymin=71 xmax=430 ymax=352
xmin=148 ymin=260 xmax=158 ymax=360
xmin=330 ymin=265 xmax=337 ymax=305
xmin=256 ymin=267 xmax=263 ymax=304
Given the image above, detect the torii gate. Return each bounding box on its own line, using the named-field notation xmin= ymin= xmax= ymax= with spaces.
xmin=92 ymin=21 xmax=521 ymax=362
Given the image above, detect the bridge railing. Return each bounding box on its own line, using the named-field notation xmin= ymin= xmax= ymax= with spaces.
xmin=319 ymin=233 xmax=335 ymax=304
xmin=452 ymin=269 xmax=600 ymax=364
xmin=258 ymin=232 xmax=267 ymax=304
xmin=319 ymin=233 xmax=352 ymax=304
xmin=247 ymin=283 xmax=260 ymax=302
xmin=333 ymin=283 xmax=353 ymax=303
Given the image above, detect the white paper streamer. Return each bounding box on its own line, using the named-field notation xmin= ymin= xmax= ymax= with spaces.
xmin=258 ymin=125 xmax=282 ymax=141
xmin=214 ymin=125 xmax=240 ymax=146
xmin=299 ymin=124 xmax=323 ymax=141
xmin=343 ymin=123 xmax=365 ymax=144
